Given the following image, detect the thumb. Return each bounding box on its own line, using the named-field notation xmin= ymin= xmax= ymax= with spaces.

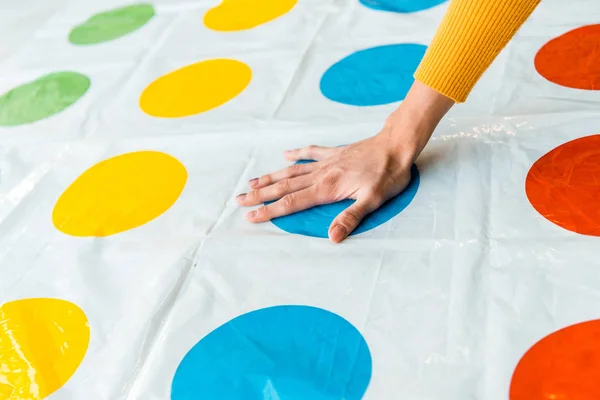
xmin=328 ymin=196 xmax=380 ymax=243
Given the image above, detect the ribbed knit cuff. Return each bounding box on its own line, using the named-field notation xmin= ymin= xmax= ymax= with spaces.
xmin=414 ymin=0 xmax=541 ymax=103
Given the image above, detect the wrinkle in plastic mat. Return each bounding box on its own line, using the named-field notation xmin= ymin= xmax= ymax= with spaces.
xmin=0 ymin=0 xmax=599 ymax=399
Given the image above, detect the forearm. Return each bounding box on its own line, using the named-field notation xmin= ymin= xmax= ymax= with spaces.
xmin=382 ymin=81 xmax=454 ymax=165
xmin=415 ymin=0 xmax=542 ymax=103
xmin=383 ymin=0 xmax=542 ymax=164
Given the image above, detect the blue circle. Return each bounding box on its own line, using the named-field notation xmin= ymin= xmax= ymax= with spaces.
xmin=359 ymin=0 xmax=448 ymax=13
xmin=320 ymin=44 xmax=427 ymax=106
xmin=268 ymin=162 xmax=420 ymax=238
xmin=171 ymin=305 xmax=372 ymax=400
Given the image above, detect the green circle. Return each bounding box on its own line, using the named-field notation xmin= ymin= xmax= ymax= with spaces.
xmin=69 ymin=4 xmax=155 ymax=45
xmin=0 ymin=72 xmax=91 ymax=126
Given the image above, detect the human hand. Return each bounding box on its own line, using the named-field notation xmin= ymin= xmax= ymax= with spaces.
xmin=236 ymin=133 xmax=416 ymax=243
xmin=236 ymin=81 xmax=454 ymax=243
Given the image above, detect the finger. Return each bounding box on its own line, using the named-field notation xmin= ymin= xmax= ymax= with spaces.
xmin=245 ymin=185 xmax=326 ymax=223
xmin=248 ymin=162 xmax=317 ymax=189
xmin=328 ymin=195 xmax=382 ymax=243
xmin=237 ymin=174 xmax=314 ymax=206
xmin=284 ymin=145 xmax=339 ymax=162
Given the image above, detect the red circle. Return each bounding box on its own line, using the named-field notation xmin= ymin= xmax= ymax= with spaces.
xmin=526 ymin=135 xmax=600 ymax=236
xmin=535 ymin=24 xmax=600 ymax=90
xmin=510 ymin=320 xmax=600 ymax=400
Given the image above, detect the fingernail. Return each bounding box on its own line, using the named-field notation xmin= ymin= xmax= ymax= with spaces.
xmin=236 ymin=193 xmax=246 ymax=202
xmin=329 ymin=225 xmax=347 ymax=243
xmin=245 ymin=210 xmax=257 ymax=220
xmin=248 ymin=178 xmax=258 ymax=187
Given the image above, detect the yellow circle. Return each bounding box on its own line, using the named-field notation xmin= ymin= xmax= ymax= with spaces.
xmin=204 ymin=0 xmax=298 ymax=31
xmin=52 ymin=150 xmax=187 ymax=237
xmin=139 ymin=59 xmax=252 ymax=118
xmin=0 ymin=298 xmax=90 ymax=399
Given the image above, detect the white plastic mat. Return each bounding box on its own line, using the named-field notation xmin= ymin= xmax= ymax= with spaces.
xmin=1 ymin=0 xmax=599 ymax=399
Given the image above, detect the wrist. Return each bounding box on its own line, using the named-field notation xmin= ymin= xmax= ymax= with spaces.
xmin=379 ymin=80 xmax=455 ymax=164
xmin=378 ymin=116 xmax=428 ymax=168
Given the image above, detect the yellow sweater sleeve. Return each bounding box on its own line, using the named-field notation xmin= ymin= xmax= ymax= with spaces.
xmin=414 ymin=0 xmax=541 ymax=103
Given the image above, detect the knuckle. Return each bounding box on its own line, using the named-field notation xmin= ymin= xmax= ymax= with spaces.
xmin=280 ymin=194 xmax=295 ymax=210
xmin=287 ymin=163 xmax=302 ymax=175
xmin=319 ymin=163 xmax=331 ymax=172
xmin=275 ymin=179 xmax=291 ymax=192
xmin=246 ymin=190 xmax=259 ymax=201
xmin=320 ymin=170 xmax=340 ymax=188
xmin=342 ymin=209 xmax=362 ymax=226
xmin=261 ymin=175 xmax=272 ymax=186
xmin=315 ymin=171 xmax=341 ymax=200
xmin=255 ymin=206 xmax=268 ymax=218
